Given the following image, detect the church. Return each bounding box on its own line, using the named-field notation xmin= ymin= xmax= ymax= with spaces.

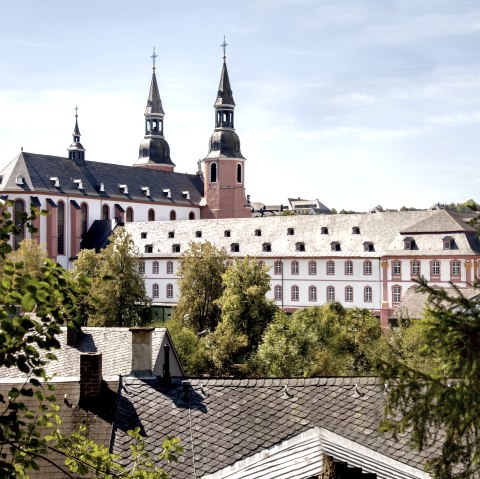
xmin=0 ymin=47 xmax=250 ymax=269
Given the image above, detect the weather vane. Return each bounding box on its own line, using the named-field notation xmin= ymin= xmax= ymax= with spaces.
xmin=221 ymin=35 xmax=228 ymax=61
xmin=151 ymin=47 xmax=158 ymax=71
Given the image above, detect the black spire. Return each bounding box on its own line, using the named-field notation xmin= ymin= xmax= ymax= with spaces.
xmin=68 ymin=106 xmax=85 ymax=165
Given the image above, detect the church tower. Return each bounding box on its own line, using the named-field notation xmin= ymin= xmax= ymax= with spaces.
xmin=134 ymin=48 xmax=175 ymax=171
xmin=201 ymin=38 xmax=250 ymax=219
xmin=68 ymin=107 xmax=86 ymax=166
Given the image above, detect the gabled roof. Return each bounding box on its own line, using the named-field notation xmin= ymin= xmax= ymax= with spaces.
xmin=112 ymin=376 xmax=434 ymax=478
xmin=0 ymin=152 xmax=204 ymax=204
xmin=400 ymin=210 xmax=476 ymax=234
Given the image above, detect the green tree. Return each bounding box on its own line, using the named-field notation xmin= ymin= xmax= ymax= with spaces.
xmin=3 ymin=238 xmax=48 ymax=278
xmin=254 ymin=304 xmax=381 ymax=377
xmin=378 ymin=279 xmax=480 ymax=478
xmin=216 ymin=256 xmax=278 ymax=350
xmin=172 ymin=241 xmax=226 ymax=332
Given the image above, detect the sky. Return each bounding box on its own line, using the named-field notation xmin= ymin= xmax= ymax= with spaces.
xmin=1 ymin=0 xmax=480 ymax=212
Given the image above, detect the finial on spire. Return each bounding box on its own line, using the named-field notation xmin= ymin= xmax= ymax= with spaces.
xmin=74 ymin=105 xmax=79 ymax=118
xmin=221 ymin=35 xmax=228 ymax=61
xmin=151 ymin=47 xmax=158 ymax=71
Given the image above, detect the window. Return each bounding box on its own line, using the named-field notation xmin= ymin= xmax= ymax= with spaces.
xmin=147 ymin=209 xmax=155 ymax=221
xmin=258 ymin=260 xmax=265 ymax=267
xmin=411 ymin=260 xmax=421 ymax=276
xmin=364 ymin=286 xmax=372 ymax=303
xmin=225 ymin=260 xmax=233 ymax=268
xmin=139 ymin=261 xmax=145 ymax=275
xmin=152 ymin=284 xmax=159 ymax=298
xmin=309 ymin=285 xmax=317 ymax=302
xmin=237 ymin=163 xmax=242 ymax=183
xmin=81 ymin=203 xmax=88 ymax=236
xmin=345 ymin=261 xmax=353 ymax=275
xmin=255 ymin=229 xmax=262 ymax=236
xmin=327 ymin=260 xmax=335 ymax=275
xmin=57 ymin=201 xmax=65 ymax=255
xmin=189 ymin=211 xmax=195 ymax=220
xmin=231 ymin=243 xmax=239 ymax=252
xmin=321 ymin=227 xmax=329 ymax=235
xmin=274 ymin=285 xmax=282 ymax=301
xmin=291 ymin=260 xmax=299 ymax=275
xmin=144 ymin=244 xmax=153 ymax=253
xmin=345 ymin=286 xmax=353 ymax=302
xmin=168 ymin=231 xmax=175 ymax=238
xmin=451 ymin=260 xmax=461 ymax=277
xmin=13 ymin=199 xmax=26 ymax=250
xmin=172 ymin=244 xmax=181 ymax=253
xmin=210 ymin=162 xmax=217 ymax=183
xmin=392 ymin=260 xmax=401 ymax=276
xmin=308 ymin=261 xmax=317 ymax=275
xmin=392 ymin=285 xmax=402 ymax=304
xmin=287 ymin=228 xmax=294 ymax=235
xmin=196 ymin=231 xmax=202 ymax=238
xmin=291 ymin=285 xmax=299 ymax=302
xmin=443 ymin=236 xmax=454 ymax=250
xmin=140 ymin=232 xmax=147 ymax=239
xmin=153 ymin=261 xmax=159 ymax=274
xmin=262 ymin=243 xmax=271 ymax=252
xmin=352 ymin=226 xmax=360 ymax=234
xmin=404 ymin=237 xmax=415 ymax=250
xmin=295 ymin=242 xmax=305 ymax=252
xmin=126 ymin=207 xmax=134 ymax=222
xmin=169 ymin=210 xmax=176 ymax=221
xmin=102 ymin=204 xmax=109 ymax=220
xmin=363 ymin=242 xmax=374 ymax=252
xmin=331 ymin=242 xmax=341 ymax=251
xmin=274 ymin=260 xmax=283 ymax=275
xmin=166 ymin=261 xmax=174 ymax=274
xmin=166 ymin=283 xmax=174 ymax=298
xmin=363 ymin=260 xmax=372 ymax=275
xmin=431 ymin=260 xmax=441 ymax=277
xmin=224 ymin=230 xmax=231 ymax=237
xmin=327 ymin=286 xmax=335 ymax=302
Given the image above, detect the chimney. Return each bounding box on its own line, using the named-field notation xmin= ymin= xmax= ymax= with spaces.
xmin=161 ymin=344 xmax=171 ymax=385
xmin=129 ymin=327 xmax=155 ymax=377
xmin=80 ymin=352 xmax=103 ymax=400
xmin=66 ymin=326 xmax=78 ymax=346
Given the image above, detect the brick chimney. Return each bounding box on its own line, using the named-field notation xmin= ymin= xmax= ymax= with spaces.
xmin=80 ymin=352 xmax=102 ymax=400
xmin=129 ymin=327 xmax=155 ymax=377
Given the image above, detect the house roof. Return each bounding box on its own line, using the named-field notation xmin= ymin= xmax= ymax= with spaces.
xmin=400 ymin=210 xmax=477 ymax=234
xmin=0 ymin=152 xmax=204 ymax=205
xmin=111 ymin=376 xmax=434 ymax=478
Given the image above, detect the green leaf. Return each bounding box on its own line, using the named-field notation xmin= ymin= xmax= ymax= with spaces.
xmin=21 ymin=293 xmax=36 ymax=311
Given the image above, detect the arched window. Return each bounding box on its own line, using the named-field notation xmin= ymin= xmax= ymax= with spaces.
xmin=326 ymin=260 xmax=335 ymax=275
xmin=166 ymin=261 xmax=174 ymax=274
xmin=274 ymin=260 xmax=283 ymax=275
xmin=13 ymin=199 xmax=26 ymax=250
xmin=291 ymin=285 xmax=299 ymax=301
xmin=345 ymin=286 xmax=353 ymax=302
xmin=291 ymin=260 xmax=299 ymax=275
xmin=126 ymin=207 xmax=134 ymax=222
xmin=345 ymin=261 xmax=353 ymax=275
xmin=327 ymin=285 xmax=335 ymax=302
xmin=237 ymin=163 xmax=242 ymax=183
xmin=308 ymin=261 xmax=317 ymax=275
xmin=363 ymin=260 xmax=372 ymax=275
xmin=102 ymin=204 xmax=109 ymax=220
xmin=80 ymin=203 xmax=88 ymax=236
xmin=309 ymin=286 xmax=317 ymax=302
xmin=148 ymin=209 xmax=155 ymax=221
xmin=170 ymin=210 xmax=176 ymax=221
xmin=152 ymin=261 xmax=159 ymax=274
xmin=274 ymin=284 xmax=282 ymax=301
xmin=210 ymin=162 xmax=217 ymax=183
xmin=392 ymin=285 xmax=402 ymax=304
xmin=166 ymin=283 xmax=174 ymax=298
xmin=152 ymin=284 xmax=159 ymax=298
xmin=364 ymin=286 xmax=372 ymax=303
xmin=57 ymin=201 xmax=65 ymax=255
xmin=139 ymin=261 xmax=145 ymax=275
xmin=189 ymin=211 xmax=195 ymax=220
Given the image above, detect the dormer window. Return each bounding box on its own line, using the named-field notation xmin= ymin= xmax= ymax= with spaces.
xmin=352 ymin=226 xmax=360 ymax=234
xmin=224 ymin=230 xmax=231 ymax=237
xmin=141 ymin=186 xmax=151 ymax=197
xmin=140 ymin=232 xmax=147 ymax=239
xmin=255 ymin=229 xmax=262 ymax=237
xmin=331 ymin=241 xmax=341 ymax=251
xmin=49 ymin=177 xmax=59 ymax=187
xmin=73 ymin=179 xmax=83 ymax=190
xmin=403 ymin=237 xmax=416 ymax=250
xmin=97 ymin=182 xmax=105 ymax=192
xmin=168 ymin=231 xmax=175 ymax=239
xmin=262 ymin=243 xmax=271 ymax=252
xmin=119 ymin=184 xmax=128 ymax=194
xmin=163 ymin=188 xmax=171 ymax=198
xmin=231 ymin=243 xmax=240 ymax=252
xmin=144 ymin=244 xmax=153 ymax=253
xmin=321 ymin=227 xmax=329 ymax=234
xmin=182 ymin=190 xmax=190 ymax=200
xmin=363 ymin=241 xmax=374 ymax=252
xmin=443 ymin=236 xmax=454 ymax=250
xmin=287 ymin=228 xmax=294 ymax=235
xmin=295 ymin=242 xmax=305 ymax=252
xmin=172 ymin=244 xmax=181 ymax=253
xmin=196 ymin=231 xmax=202 ymax=238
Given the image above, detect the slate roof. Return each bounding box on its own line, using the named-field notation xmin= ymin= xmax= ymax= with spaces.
xmin=125 ymin=210 xmax=480 ymax=258
xmin=0 ymin=152 xmax=204 ymax=205
xmin=401 ymin=210 xmax=477 ymax=234
xmin=0 ymin=327 xmax=183 ymax=379
xmin=112 ymin=376 xmax=434 ymax=478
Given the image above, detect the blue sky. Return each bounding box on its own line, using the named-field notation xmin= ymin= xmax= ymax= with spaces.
xmin=1 ymin=0 xmax=480 ymax=211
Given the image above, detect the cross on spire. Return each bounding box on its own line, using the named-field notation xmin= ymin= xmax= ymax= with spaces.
xmin=221 ymin=35 xmax=228 ymax=61
xmin=74 ymin=106 xmax=79 ymax=118
xmin=151 ymin=47 xmax=158 ymax=71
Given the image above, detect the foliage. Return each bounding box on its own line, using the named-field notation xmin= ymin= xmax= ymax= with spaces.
xmin=73 ymin=227 xmax=150 ymax=327
xmin=442 ymin=198 xmax=479 ymax=213
xmin=172 ymin=242 xmax=226 ymax=333
xmin=377 ymin=278 xmax=480 ymax=478
xmin=254 ymin=304 xmax=382 ymax=377
xmin=215 ymin=257 xmax=278 ymax=350
xmin=2 ymin=238 xmax=48 ymax=278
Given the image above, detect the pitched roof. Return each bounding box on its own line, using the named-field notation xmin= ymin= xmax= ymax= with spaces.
xmin=145 ymin=71 xmax=165 ymax=116
xmin=0 ymin=152 xmax=204 ymax=205
xmin=215 ymin=61 xmax=235 ymax=107
xmin=401 ymin=209 xmax=476 ymax=234
xmin=112 ymin=376 xmax=434 ymax=478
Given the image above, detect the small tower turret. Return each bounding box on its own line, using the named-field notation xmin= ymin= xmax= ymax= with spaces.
xmin=68 ymin=106 xmax=86 ymax=166
xmin=134 ymin=48 xmax=175 ymax=171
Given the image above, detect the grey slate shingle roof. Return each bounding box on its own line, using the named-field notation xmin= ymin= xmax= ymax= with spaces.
xmin=0 ymin=152 xmax=204 ymax=205
xmin=112 ymin=376 xmax=434 ymax=478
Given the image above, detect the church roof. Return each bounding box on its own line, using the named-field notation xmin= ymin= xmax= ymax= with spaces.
xmin=215 ymin=61 xmax=235 ymax=107
xmin=145 ymin=71 xmax=165 ymax=116
xmin=0 ymin=152 xmax=204 ymax=205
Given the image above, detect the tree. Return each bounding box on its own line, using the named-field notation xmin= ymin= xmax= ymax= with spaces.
xmin=254 ymin=304 xmax=381 ymax=377
xmin=74 ymin=227 xmax=149 ymax=327
xmin=378 ymin=278 xmax=480 ymax=478
xmin=172 ymin=241 xmax=226 ymax=332
xmin=216 ymin=256 xmax=278 ymax=350
xmin=3 ymin=238 xmax=48 ymax=278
